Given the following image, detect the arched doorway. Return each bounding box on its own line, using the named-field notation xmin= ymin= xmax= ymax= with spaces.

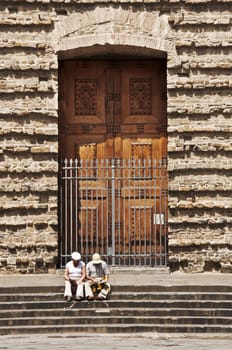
xmin=53 ymin=8 xmax=176 ymax=267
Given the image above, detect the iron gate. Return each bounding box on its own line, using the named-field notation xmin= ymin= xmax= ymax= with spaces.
xmin=59 ymin=159 xmax=168 ymax=268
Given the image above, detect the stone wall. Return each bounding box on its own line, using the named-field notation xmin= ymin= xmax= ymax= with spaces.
xmin=0 ymin=0 xmax=231 ymax=273
xmin=166 ymin=1 xmax=232 ymax=272
xmin=0 ymin=0 xmax=59 ymax=273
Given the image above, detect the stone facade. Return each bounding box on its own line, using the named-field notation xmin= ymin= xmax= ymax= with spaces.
xmin=0 ymin=0 xmax=231 ymax=273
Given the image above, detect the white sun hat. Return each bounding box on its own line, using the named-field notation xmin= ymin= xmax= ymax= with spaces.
xmin=71 ymin=252 xmax=81 ymax=261
xmin=92 ymin=253 xmax=102 ymax=264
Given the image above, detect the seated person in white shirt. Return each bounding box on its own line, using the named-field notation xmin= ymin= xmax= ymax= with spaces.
xmin=64 ymin=251 xmax=89 ymax=301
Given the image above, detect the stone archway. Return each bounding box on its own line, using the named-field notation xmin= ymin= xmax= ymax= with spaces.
xmin=51 ymin=6 xmax=180 ymax=65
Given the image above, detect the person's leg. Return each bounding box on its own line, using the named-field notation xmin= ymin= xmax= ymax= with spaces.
xmin=64 ymin=280 xmax=72 ymax=300
xmin=97 ymin=283 xmax=110 ymax=300
xmin=84 ymin=281 xmax=94 ymax=300
xmin=75 ymin=283 xmax=84 ymax=300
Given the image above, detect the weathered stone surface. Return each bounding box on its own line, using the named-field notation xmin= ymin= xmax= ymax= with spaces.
xmin=0 ymin=0 xmax=231 ymax=273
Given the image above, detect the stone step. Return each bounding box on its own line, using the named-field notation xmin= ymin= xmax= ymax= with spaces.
xmin=0 ymin=300 xmax=231 ymax=310
xmin=0 ymin=284 xmax=231 ymax=334
xmin=1 ymin=292 xmax=232 ymax=302
xmin=0 ymin=324 xmax=232 ymax=336
xmin=1 ymin=285 xmax=232 ymax=294
xmin=1 ymin=308 xmax=232 ymax=318
xmin=0 ymin=315 xmax=232 ymax=327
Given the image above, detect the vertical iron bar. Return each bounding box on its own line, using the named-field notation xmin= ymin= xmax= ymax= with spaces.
xmin=85 ymin=160 xmax=88 ymax=259
xmin=64 ymin=159 xmax=68 ymax=263
xmin=123 ymin=159 xmax=126 ymax=265
xmin=69 ymin=159 xmax=73 ymax=254
xmin=149 ymin=159 xmax=152 ymax=266
xmin=75 ymin=159 xmax=78 ymax=252
xmin=159 ymin=159 xmax=162 ymax=266
xmin=90 ymin=159 xmax=94 ymax=254
xmin=143 ymin=159 xmax=147 ymax=266
xmin=154 ymin=159 xmax=157 ymax=266
xmin=96 ymin=159 xmax=99 ymax=254
xmin=164 ymin=159 xmax=167 ymax=266
xmin=101 ymin=159 xmax=104 ymax=257
xmin=80 ymin=160 xmax=83 ymax=254
xmin=117 ymin=159 xmax=120 ymax=265
xmin=138 ymin=159 xmax=141 ymax=265
xmin=111 ymin=160 xmax=115 ymax=266
xmin=128 ymin=159 xmax=131 ymax=266
xmin=59 ymin=160 xmax=63 ymax=267
xmin=106 ymin=159 xmax=109 ymax=263
xmin=133 ymin=159 xmax=136 ymax=266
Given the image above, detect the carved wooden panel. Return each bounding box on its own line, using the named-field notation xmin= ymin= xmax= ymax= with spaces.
xmin=129 ymin=78 xmax=152 ymax=115
xmin=131 ymin=142 xmax=152 ymax=159
xmin=77 ymin=143 xmax=97 ymax=161
xmin=131 ymin=142 xmax=152 ymax=177
xmin=75 ymin=79 xmax=97 ymax=116
xmin=76 ymin=143 xmax=97 ymax=177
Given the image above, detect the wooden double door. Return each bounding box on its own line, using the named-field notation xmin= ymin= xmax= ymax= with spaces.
xmin=59 ymin=59 xmax=167 ymax=266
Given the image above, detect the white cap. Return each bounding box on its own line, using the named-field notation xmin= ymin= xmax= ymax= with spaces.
xmin=92 ymin=253 xmax=101 ymax=264
xmin=71 ymin=252 xmax=81 ymax=261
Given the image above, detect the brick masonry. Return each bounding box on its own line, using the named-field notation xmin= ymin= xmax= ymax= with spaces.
xmin=0 ymin=0 xmax=231 ymax=273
